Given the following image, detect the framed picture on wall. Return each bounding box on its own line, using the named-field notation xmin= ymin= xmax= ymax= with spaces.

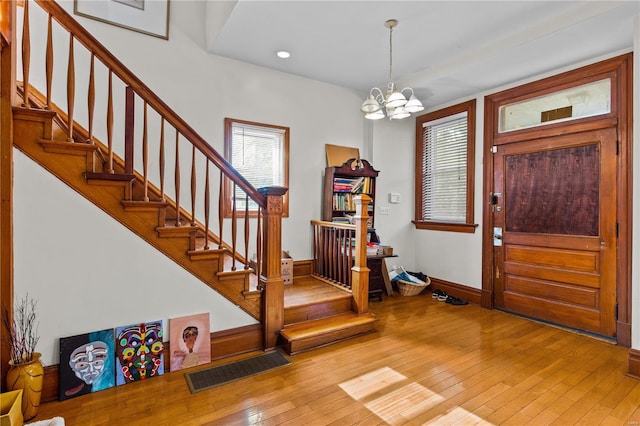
xmin=74 ymin=0 xmax=170 ymax=40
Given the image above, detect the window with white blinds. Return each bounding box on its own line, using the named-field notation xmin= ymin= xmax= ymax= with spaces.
xmin=415 ymin=99 xmax=476 ymax=232
xmin=224 ymin=119 xmax=289 ymax=216
xmin=421 ymin=113 xmax=467 ymax=222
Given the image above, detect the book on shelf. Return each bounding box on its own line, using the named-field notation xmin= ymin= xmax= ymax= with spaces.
xmin=333 ymin=176 xmax=370 ymax=194
xmin=331 ymin=214 xmax=372 ymax=227
xmin=332 ymin=217 xmax=351 ymax=224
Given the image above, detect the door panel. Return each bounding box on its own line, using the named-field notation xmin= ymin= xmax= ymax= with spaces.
xmin=493 ymin=128 xmax=617 ymax=337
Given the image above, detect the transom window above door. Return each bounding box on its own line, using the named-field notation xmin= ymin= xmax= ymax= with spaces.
xmin=499 ymin=78 xmax=611 ymax=133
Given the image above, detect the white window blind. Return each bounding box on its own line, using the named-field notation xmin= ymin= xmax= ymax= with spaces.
xmin=231 ymin=123 xmax=285 ymax=209
xmin=421 ymin=113 xmax=468 ymax=222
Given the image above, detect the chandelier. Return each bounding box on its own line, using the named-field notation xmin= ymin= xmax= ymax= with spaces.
xmin=361 ymin=19 xmax=424 ymax=120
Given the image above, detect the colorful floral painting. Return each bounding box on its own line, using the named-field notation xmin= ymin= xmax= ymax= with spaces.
xmin=59 ymin=328 xmax=115 ymax=400
xmin=169 ymin=313 xmax=210 ymax=372
xmin=115 ymin=321 xmax=164 ymax=385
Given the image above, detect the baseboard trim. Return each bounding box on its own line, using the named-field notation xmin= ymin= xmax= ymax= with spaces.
xmin=617 ymin=321 xmax=631 ymax=348
xmin=42 ymin=323 xmax=262 ymax=402
xmin=429 ymin=277 xmax=482 ymax=306
xmin=628 ymin=348 xmax=640 ymax=380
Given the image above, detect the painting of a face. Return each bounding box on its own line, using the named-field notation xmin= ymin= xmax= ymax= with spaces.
xmin=182 ymin=326 xmax=198 ymax=352
xmin=69 ymin=341 xmax=108 ymax=385
xmin=116 ymin=321 xmax=164 ymax=385
xmin=169 ymin=313 xmax=210 ymax=372
xmin=59 ymin=328 xmax=115 ymax=400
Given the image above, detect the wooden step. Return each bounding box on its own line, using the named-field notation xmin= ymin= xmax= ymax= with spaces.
xmin=279 ymin=312 xmax=376 ymax=355
xmin=284 ymin=294 xmax=352 ymax=325
xmin=40 ymin=139 xmax=99 ymax=156
xmin=283 ymin=278 xmax=353 ymax=325
xmin=85 ymin=171 xmax=136 ymax=182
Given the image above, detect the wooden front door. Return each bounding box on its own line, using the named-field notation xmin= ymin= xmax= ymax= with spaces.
xmin=492 ymin=128 xmax=617 ymax=337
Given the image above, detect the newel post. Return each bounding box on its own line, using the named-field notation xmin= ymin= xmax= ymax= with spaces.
xmin=258 ymin=186 xmax=288 ymax=350
xmin=351 ymin=194 xmax=371 ymax=314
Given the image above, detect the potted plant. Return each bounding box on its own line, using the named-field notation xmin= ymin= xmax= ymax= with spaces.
xmin=2 ymin=294 xmax=43 ymax=421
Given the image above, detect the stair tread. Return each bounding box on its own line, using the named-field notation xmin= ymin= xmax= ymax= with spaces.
xmin=85 ymin=171 xmax=135 ymax=181
xmin=281 ymin=312 xmax=376 ymax=340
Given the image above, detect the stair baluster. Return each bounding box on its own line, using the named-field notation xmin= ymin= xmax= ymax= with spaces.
xmin=190 ymin=145 xmax=196 ymax=225
xmin=66 ymin=33 xmax=74 ymax=142
xmin=142 ymin=102 xmax=149 ymax=201
xmin=217 ymin=170 xmax=223 ymax=247
xmin=45 ymin=13 xmax=52 ymax=109
xmin=159 ymin=117 xmax=165 ymax=200
xmin=21 ymin=0 xmax=30 ymax=108
xmin=256 ymin=206 xmax=263 ymax=289
xmin=87 ymin=53 xmax=94 ymax=145
xmin=244 ymin=194 xmax=250 ymax=270
xmin=106 ymin=70 xmax=114 ymax=173
xmin=231 ymin=183 xmax=237 ymax=271
xmin=204 ymin=161 xmax=210 ymax=249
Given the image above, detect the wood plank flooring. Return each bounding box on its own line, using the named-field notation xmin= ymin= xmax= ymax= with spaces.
xmin=34 ymin=291 xmax=640 ymax=425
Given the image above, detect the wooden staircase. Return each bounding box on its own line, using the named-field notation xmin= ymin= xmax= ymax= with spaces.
xmin=12 ymin=103 xmax=263 ymax=320
xmin=12 ymin=99 xmax=378 ymax=355
xmin=281 ymin=278 xmax=376 ymax=354
xmin=6 ymin=0 xmax=378 ymax=362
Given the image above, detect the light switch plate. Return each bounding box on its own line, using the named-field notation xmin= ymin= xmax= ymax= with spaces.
xmin=389 ymin=193 xmax=401 ymax=204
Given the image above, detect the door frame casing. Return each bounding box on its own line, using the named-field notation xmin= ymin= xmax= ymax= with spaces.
xmin=482 ymin=53 xmax=634 ymax=346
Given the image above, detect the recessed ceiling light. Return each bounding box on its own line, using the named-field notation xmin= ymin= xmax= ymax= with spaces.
xmin=276 ymin=51 xmax=291 ymax=59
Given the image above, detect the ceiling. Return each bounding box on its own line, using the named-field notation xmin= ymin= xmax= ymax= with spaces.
xmin=206 ymin=1 xmax=638 ymax=110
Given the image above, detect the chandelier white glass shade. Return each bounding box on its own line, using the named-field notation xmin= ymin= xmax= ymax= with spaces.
xmin=361 ymin=19 xmax=424 ymax=120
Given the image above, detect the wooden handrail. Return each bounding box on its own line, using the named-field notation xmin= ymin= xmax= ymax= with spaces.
xmin=310 ymin=220 xmax=356 ymax=230
xmin=33 ymin=0 xmax=265 ymax=208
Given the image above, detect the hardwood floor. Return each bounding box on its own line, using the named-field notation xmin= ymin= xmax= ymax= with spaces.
xmin=35 ymin=291 xmax=640 ymax=425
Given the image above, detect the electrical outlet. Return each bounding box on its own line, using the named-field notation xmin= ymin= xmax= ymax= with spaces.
xmin=379 ymin=206 xmax=390 ymax=215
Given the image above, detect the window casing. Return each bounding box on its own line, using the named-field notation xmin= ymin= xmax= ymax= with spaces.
xmin=224 ymin=118 xmax=289 ymax=217
xmin=414 ymin=100 xmax=476 ymax=232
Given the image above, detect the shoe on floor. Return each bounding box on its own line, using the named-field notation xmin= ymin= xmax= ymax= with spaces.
xmin=445 ymin=296 xmax=468 ymax=305
xmin=432 ymin=289 xmax=445 ymax=299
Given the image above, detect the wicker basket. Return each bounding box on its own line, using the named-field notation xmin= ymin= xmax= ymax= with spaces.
xmin=397 ymin=277 xmax=431 ymax=296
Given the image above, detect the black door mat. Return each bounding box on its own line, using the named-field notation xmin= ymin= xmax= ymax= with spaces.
xmin=185 ymin=351 xmax=291 ymax=393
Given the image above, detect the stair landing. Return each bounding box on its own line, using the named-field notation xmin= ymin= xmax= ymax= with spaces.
xmin=284 ymin=276 xmax=352 ymax=324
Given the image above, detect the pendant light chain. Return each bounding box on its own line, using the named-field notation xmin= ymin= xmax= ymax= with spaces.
xmin=388 ymin=23 xmax=393 ymax=85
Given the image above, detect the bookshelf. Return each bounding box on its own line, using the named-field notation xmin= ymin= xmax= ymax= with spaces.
xmin=323 ymin=158 xmax=379 ymax=227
